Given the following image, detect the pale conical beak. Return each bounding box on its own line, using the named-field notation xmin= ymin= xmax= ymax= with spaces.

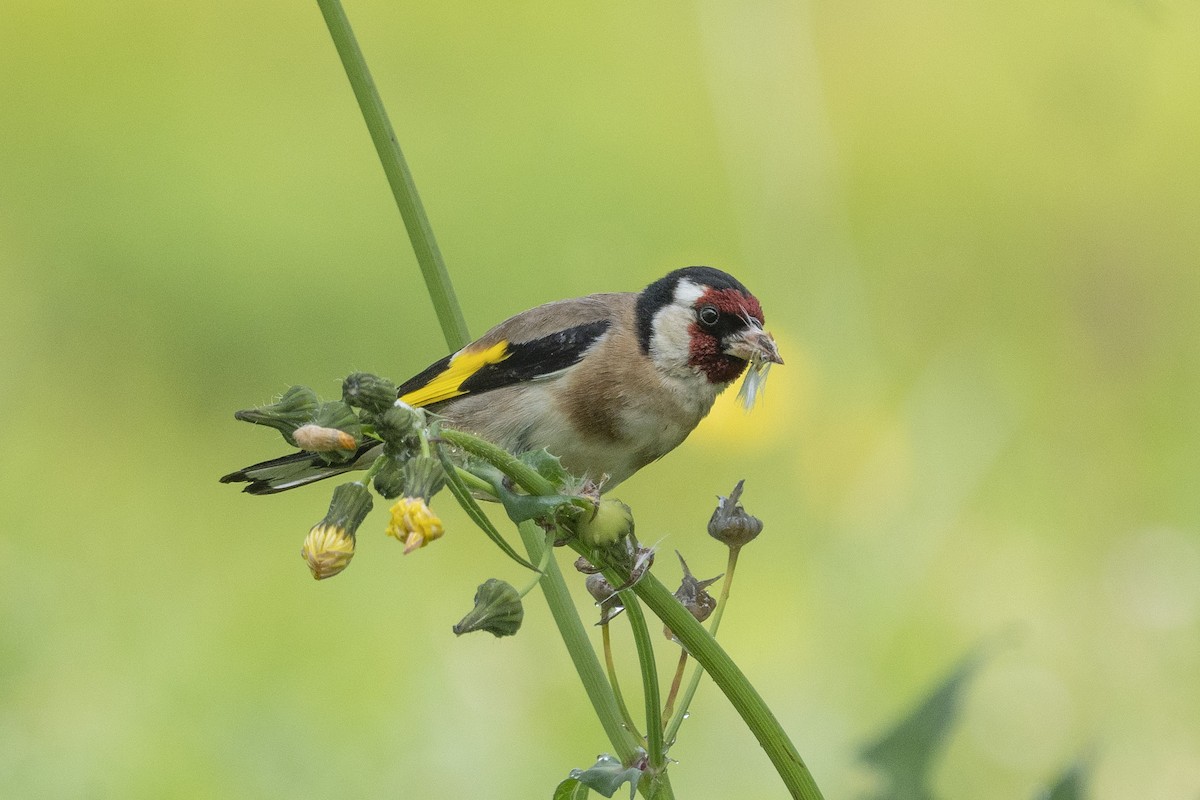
xmin=725 ymin=326 xmax=784 ymax=365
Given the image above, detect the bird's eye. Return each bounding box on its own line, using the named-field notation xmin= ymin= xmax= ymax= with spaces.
xmin=698 ymin=305 xmax=720 ymax=327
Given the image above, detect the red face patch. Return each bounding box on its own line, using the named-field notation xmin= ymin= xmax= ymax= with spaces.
xmin=686 ymin=287 xmax=761 ymax=384
xmin=697 ymin=287 xmax=764 ymax=325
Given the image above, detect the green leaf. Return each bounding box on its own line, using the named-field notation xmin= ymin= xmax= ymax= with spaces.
xmin=859 ymin=652 xmax=983 ymax=800
xmin=519 ymin=447 xmax=570 ymax=487
xmin=436 ymin=446 xmax=539 ymax=572
xmin=482 ymin=469 xmax=590 ymax=525
xmin=553 ymin=778 xmax=590 ymax=800
xmin=1039 ymin=758 xmax=1088 ymax=800
xmin=568 ymin=754 xmax=642 ymax=799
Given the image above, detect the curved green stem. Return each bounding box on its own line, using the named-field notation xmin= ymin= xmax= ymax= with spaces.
xmin=660 ymin=650 xmax=689 ymax=731
xmin=451 ymin=465 xmax=495 ymax=498
xmin=315 ymin=0 xmax=470 ymax=352
xmin=602 ymin=623 xmax=644 ymax=742
xmin=615 ymin=583 xmax=665 ymax=774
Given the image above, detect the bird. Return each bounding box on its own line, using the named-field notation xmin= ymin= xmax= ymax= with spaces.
xmin=221 ymin=266 xmax=782 ymax=494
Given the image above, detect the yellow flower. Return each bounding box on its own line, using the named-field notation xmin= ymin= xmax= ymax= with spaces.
xmin=386 ymin=497 xmax=445 ymax=554
xmin=301 ymin=523 xmax=355 ymax=580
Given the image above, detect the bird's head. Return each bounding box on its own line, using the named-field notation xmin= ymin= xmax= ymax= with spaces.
xmin=636 ymin=266 xmax=783 ymax=385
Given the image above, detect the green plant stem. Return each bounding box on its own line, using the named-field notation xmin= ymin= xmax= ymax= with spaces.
xmin=451 ymin=465 xmax=495 ymax=497
xmin=663 ymin=546 xmax=739 ymax=744
xmin=438 ymin=428 xmax=548 ymax=494
xmin=315 ymin=0 xmax=470 ymax=352
xmin=517 ymin=529 xmax=556 ymax=598
xmin=517 ymin=521 xmax=639 ymax=763
xmin=602 ymin=623 xmax=644 ymax=743
xmin=614 ymin=582 xmax=665 ymax=773
xmin=660 ymin=650 xmax=689 ymax=730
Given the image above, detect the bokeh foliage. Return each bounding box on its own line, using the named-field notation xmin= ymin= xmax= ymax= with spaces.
xmin=1 ymin=1 xmax=1197 ymax=798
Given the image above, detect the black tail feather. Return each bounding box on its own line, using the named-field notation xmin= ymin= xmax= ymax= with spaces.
xmin=220 ymin=442 xmax=378 ymax=494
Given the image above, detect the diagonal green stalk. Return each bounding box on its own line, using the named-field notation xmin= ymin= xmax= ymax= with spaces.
xmin=315 ymin=0 xmax=470 ymax=352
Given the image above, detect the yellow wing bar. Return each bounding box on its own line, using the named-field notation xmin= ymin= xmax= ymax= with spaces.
xmin=400 ymin=340 xmax=511 ymax=408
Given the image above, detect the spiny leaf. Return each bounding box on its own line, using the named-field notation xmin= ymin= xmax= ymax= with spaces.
xmin=519 ymin=447 xmax=571 ymax=487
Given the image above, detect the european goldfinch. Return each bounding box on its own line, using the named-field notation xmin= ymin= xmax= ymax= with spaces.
xmin=222 ymin=266 xmax=782 ymax=494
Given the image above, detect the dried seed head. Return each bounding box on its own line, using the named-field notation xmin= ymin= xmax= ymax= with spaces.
xmin=585 ymin=573 xmax=625 ymax=625
xmin=707 ymin=480 xmax=763 ymax=550
xmin=664 ymin=551 xmax=722 ymax=641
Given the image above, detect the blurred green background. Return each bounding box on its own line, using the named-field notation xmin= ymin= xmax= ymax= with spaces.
xmin=2 ymin=1 xmax=1197 ymax=797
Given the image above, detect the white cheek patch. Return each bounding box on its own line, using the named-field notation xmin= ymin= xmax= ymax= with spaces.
xmin=649 ymin=304 xmax=694 ymax=367
xmin=649 ymin=280 xmax=707 ymax=369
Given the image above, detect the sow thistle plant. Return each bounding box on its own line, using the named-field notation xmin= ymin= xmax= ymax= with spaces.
xmin=226 ymin=370 xmax=808 ymax=798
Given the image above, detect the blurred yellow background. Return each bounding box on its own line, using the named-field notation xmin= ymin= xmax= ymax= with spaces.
xmin=2 ymin=2 xmax=1197 ymax=798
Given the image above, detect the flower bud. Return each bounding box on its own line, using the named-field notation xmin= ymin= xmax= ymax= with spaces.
xmin=301 ymin=523 xmax=356 ymax=580
xmin=576 ymin=499 xmax=633 ymax=549
xmin=386 ymin=496 xmax=445 ymax=553
xmin=452 ymin=578 xmax=524 ymax=637
xmin=707 ymin=480 xmax=763 ymax=550
xmin=293 ymin=424 xmax=357 ymax=452
xmin=375 ymin=403 xmax=423 ymax=447
xmin=300 ymin=482 xmax=373 ymax=580
xmin=342 ymin=372 xmax=398 ymax=415
xmin=234 ymin=385 xmax=320 ymax=442
xmin=371 ymin=452 xmax=409 ymax=499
